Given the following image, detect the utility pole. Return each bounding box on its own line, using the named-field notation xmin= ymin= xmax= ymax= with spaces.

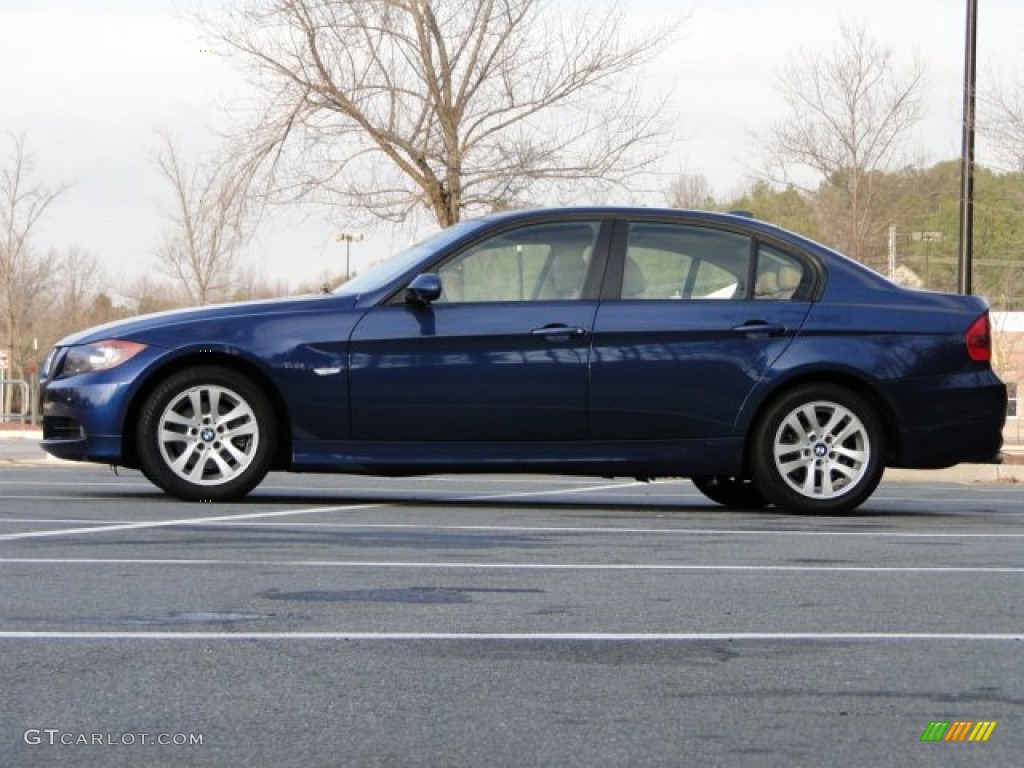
xmin=888 ymin=224 xmax=897 ymax=281
xmin=957 ymin=0 xmax=978 ymax=295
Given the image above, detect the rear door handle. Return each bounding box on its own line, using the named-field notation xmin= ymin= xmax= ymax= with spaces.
xmin=530 ymin=324 xmax=588 ymax=338
xmin=731 ymin=321 xmax=787 ymax=337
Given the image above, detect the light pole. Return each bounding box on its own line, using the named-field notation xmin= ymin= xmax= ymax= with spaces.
xmin=335 ymin=232 xmax=364 ymax=282
xmin=913 ymin=231 xmax=943 ymax=288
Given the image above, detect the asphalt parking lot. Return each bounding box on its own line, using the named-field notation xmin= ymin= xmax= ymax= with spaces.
xmin=1 ymin=451 xmax=1022 ymax=767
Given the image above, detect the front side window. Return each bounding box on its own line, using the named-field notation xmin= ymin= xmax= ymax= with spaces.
xmin=436 ymin=222 xmax=599 ymax=303
xmin=622 ymin=223 xmax=752 ymax=300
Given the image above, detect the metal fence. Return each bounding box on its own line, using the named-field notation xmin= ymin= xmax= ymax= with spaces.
xmin=0 ymin=377 xmax=36 ymax=425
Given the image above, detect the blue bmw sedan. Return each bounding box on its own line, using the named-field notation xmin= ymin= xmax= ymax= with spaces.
xmin=40 ymin=207 xmax=1006 ymax=513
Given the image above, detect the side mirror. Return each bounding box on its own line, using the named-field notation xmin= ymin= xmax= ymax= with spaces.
xmin=404 ymin=273 xmax=442 ymax=305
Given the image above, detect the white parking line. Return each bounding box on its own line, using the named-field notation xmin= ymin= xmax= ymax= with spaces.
xmin=0 ymin=496 xmax=136 ymax=502
xmin=2 ymin=475 xmax=1022 ymax=542
xmin=0 ymin=482 xmax=641 ymax=542
xmin=0 ymin=480 xmax=153 ymax=489
xmin=0 ymin=504 xmax=384 ymax=542
xmin=0 ymin=519 xmax=119 ymax=524
xmin=462 ymin=480 xmax=644 ymax=501
xmin=3 ymin=485 xmax=1024 ymax=510
xmin=0 ymin=477 xmax=641 ymax=493
xmin=106 ymin=522 xmax=1024 ymax=538
xmin=1 ymin=558 xmax=1023 ymax=573
xmin=2 ymin=519 xmax=1023 ymax=538
xmin=0 ymin=631 xmax=1021 ymax=641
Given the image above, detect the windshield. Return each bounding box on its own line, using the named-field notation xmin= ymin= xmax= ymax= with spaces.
xmin=333 ymin=221 xmax=480 ymax=296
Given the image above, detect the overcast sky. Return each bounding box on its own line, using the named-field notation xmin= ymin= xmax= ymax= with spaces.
xmin=1 ymin=0 xmax=1022 ymax=289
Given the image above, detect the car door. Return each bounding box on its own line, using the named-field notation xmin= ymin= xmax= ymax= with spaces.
xmin=589 ymin=219 xmax=814 ymax=440
xmin=348 ymin=219 xmax=607 ymax=442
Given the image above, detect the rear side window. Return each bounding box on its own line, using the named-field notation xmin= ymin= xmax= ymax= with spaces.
xmin=755 ymin=244 xmax=808 ymax=301
xmin=622 ymin=223 xmax=752 ymax=300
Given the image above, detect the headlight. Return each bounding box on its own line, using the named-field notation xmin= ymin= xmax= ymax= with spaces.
xmin=40 ymin=348 xmax=59 ymax=379
xmin=61 ymin=340 xmax=148 ymax=377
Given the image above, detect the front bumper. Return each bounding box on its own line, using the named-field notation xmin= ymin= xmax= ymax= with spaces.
xmin=40 ymin=378 xmax=134 ymax=464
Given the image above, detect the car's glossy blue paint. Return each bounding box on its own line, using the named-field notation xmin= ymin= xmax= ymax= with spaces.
xmin=588 ymin=299 xmax=813 ymax=439
xmin=349 ymin=301 xmax=597 ymax=441
xmin=39 ymin=207 xmax=1006 ymax=509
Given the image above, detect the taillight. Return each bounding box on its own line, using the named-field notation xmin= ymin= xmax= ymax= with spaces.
xmin=965 ymin=313 xmax=991 ymax=362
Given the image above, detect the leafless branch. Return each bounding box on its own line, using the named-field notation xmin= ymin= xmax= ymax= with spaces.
xmin=760 ymin=23 xmax=924 ymax=266
xmin=984 ymin=81 xmax=1024 ymax=173
xmin=152 ymin=130 xmax=257 ymax=305
xmin=202 ymin=0 xmax=681 ymax=227
xmin=0 ymin=133 xmax=66 ymax=392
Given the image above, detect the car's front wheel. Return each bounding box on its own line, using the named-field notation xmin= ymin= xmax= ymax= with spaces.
xmin=136 ymin=366 xmax=276 ymax=501
xmin=750 ymin=384 xmax=884 ymax=514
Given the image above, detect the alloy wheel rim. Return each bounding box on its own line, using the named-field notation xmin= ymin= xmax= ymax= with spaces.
xmin=157 ymin=385 xmax=259 ymax=486
xmin=772 ymin=400 xmax=870 ymax=500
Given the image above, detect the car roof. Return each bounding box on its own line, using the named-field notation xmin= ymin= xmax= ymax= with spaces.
xmin=475 ymin=206 xmax=753 ymax=224
xmin=470 ymin=206 xmax=812 ymax=242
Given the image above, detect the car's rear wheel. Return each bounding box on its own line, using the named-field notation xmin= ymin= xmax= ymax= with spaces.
xmin=136 ymin=366 xmax=275 ymax=501
xmin=692 ymin=476 xmax=769 ymax=508
xmin=750 ymin=384 xmax=884 ymax=514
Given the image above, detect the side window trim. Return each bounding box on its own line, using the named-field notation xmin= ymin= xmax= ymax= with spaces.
xmin=601 ymin=218 xmax=631 ymax=301
xmin=602 ymin=218 xmax=825 ymax=303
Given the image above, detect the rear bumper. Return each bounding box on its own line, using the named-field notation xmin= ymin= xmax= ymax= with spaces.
xmin=881 ymin=371 xmax=1006 ymax=469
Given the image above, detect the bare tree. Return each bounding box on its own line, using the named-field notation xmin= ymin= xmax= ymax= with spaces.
xmin=18 ymin=246 xmax=119 ymax=385
xmin=232 ymin=263 xmax=292 ymax=301
xmin=0 ymin=133 xmax=64 ymax=414
xmin=120 ymin=273 xmax=187 ymax=316
xmin=55 ymin=246 xmax=105 ymax=332
xmin=762 ymin=24 xmax=924 ymax=268
xmin=666 ymin=172 xmax=714 ymax=209
xmin=203 ymin=0 xmax=679 ymax=227
xmin=153 ymin=131 xmax=255 ymax=306
xmin=985 ymin=80 xmax=1024 ymax=172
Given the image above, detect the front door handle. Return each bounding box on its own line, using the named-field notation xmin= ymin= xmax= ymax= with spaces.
xmin=732 ymin=321 xmax=787 ymax=337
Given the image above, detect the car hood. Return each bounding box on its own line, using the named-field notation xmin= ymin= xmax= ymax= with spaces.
xmin=57 ymin=293 xmax=359 ymax=347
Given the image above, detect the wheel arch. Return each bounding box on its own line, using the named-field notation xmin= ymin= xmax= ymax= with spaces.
xmin=741 ymin=371 xmax=902 ymax=474
xmin=121 ymin=352 xmax=293 ymax=471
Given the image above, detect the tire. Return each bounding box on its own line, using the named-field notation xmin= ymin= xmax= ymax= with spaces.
xmin=136 ymin=366 xmax=276 ymax=502
xmin=750 ymin=384 xmax=884 ymax=515
xmin=692 ymin=476 xmax=769 ymax=508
